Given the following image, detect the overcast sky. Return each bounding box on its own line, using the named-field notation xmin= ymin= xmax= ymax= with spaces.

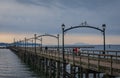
xmin=0 ymin=0 xmax=120 ymax=44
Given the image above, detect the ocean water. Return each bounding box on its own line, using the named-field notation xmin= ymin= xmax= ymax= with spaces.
xmin=83 ymin=45 xmax=120 ymax=56
xmin=87 ymin=45 xmax=120 ymax=50
xmin=0 ymin=49 xmax=45 ymax=78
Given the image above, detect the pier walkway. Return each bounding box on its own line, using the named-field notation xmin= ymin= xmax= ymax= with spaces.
xmin=9 ymin=46 xmax=120 ymax=78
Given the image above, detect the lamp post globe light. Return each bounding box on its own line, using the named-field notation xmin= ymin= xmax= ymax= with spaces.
xmin=62 ymin=24 xmax=65 ymax=29
xmin=102 ymin=24 xmax=106 ymax=29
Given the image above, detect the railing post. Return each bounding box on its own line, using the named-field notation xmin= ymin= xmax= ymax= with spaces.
xmin=116 ymin=51 xmax=117 ymax=61
xmin=67 ymin=49 xmax=69 ymax=62
xmin=110 ymin=55 xmax=113 ymax=75
xmin=73 ymin=50 xmax=75 ymax=65
xmin=79 ymin=51 xmax=81 ymax=65
xmin=93 ymin=51 xmax=94 ymax=57
xmin=55 ymin=49 xmax=56 ymax=60
xmin=98 ymin=54 xmax=100 ymax=71
xmin=88 ymin=53 xmax=90 ymax=69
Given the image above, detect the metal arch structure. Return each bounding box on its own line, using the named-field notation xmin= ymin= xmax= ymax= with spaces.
xmin=37 ymin=33 xmax=59 ymax=39
xmin=12 ymin=33 xmax=60 ymax=52
xmin=20 ymin=37 xmax=34 ymax=48
xmin=61 ymin=24 xmax=106 ymax=78
xmin=64 ymin=25 xmax=103 ymax=32
xmin=63 ymin=25 xmax=106 ymax=53
xmin=36 ymin=33 xmax=60 ymax=51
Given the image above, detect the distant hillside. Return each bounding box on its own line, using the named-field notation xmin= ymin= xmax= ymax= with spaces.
xmin=0 ymin=43 xmax=9 ymax=46
xmin=74 ymin=42 xmax=90 ymax=45
xmin=0 ymin=42 xmax=41 ymax=47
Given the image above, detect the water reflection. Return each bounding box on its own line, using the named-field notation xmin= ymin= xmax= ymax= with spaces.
xmin=0 ymin=49 xmax=41 ymax=78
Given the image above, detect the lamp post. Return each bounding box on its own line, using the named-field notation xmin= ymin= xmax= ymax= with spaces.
xmin=16 ymin=41 xmax=18 ymax=47
xmin=40 ymin=37 xmax=42 ymax=51
xmin=25 ymin=37 xmax=27 ymax=52
xmin=102 ymin=24 xmax=106 ymax=54
xmin=62 ymin=24 xmax=66 ymax=78
xmin=19 ymin=40 xmax=21 ymax=48
xmin=13 ymin=38 xmax=16 ymax=47
xmin=57 ymin=34 xmax=59 ymax=51
xmin=31 ymin=39 xmax=33 ymax=51
xmin=37 ymin=37 xmax=42 ymax=51
xmin=34 ymin=34 xmax=37 ymax=54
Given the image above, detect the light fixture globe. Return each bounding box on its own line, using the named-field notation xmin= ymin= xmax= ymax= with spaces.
xmin=102 ymin=24 xmax=106 ymax=29
xmin=61 ymin=24 xmax=65 ymax=29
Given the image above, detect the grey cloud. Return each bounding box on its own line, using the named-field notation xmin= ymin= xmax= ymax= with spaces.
xmin=0 ymin=0 xmax=120 ymax=36
xmin=16 ymin=0 xmax=59 ymax=8
xmin=15 ymin=0 xmax=117 ymax=10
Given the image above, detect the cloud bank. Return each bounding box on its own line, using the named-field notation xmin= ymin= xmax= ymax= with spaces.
xmin=0 ymin=0 xmax=120 ymax=43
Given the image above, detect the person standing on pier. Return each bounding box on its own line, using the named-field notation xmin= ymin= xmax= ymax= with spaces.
xmin=45 ymin=46 xmax=48 ymax=50
xmin=45 ymin=46 xmax=48 ymax=54
xmin=73 ymin=48 xmax=78 ymax=56
xmin=45 ymin=46 xmax=48 ymax=51
xmin=73 ymin=48 xmax=81 ymax=56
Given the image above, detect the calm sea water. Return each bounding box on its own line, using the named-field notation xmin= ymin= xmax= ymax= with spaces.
xmin=0 ymin=49 xmax=45 ymax=78
xmin=87 ymin=45 xmax=120 ymax=50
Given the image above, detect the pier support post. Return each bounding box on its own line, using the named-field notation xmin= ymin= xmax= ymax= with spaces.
xmin=78 ymin=67 xmax=80 ymax=78
xmin=45 ymin=58 xmax=48 ymax=77
xmin=40 ymin=58 xmax=42 ymax=71
xmin=56 ymin=61 xmax=60 ymax=78
xmin=81 ymin=67 xmax=83 ymax=78
xmin=85 ymin=69 xmax=89 ymax=78
xmin=93 ymin=72 xmax=96 ymax=78
xmin=70 ymin=65 xmax=76 ymax=78
xmin=49 ymin=59 xmax=52 ymax=78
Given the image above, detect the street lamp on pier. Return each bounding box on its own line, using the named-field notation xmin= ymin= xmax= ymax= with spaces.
xmin=102 ymin=24 xmax=106 ymax=54
xmin=40 ymin=37 xmax=42 ymax=51
xmin=37 ymin=37 xmax=42 ymax=51
xmin=34 ymin=34 xmax=37 ymax=54
xmin=24 ymin=37 xmax=27 ymax=52
xmin=61 ymin=24 xmax=66 ymax=78
xmin=57 ymin=34 xmax=59 ymax=51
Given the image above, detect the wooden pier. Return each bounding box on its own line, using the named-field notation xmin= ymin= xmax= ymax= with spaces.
xmin=9 ymin=46 xmax=120 ymax=78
